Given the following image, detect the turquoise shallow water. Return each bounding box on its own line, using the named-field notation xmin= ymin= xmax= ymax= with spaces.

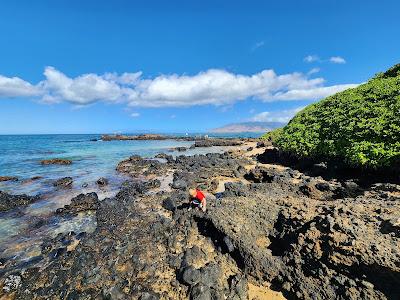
xmin=0 ymin=133 xmax=260 ymax=269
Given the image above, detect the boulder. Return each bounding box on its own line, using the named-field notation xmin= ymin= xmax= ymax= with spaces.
xmin=0 ymin=191 xmax=40 ymax=212
xmin=96 ymin=177 xmax=109 ymax=186
xmin=172 ymin=179 xmax=188 ymax=190
xmin=162 ymin=197 xmax=177 ymax=212
xmin=190 ymin=284 xmax=211 ymax=300
xmin=41 ymin=158 xmax=72 ymax=165
xmin=53 ymin=177 xmax=73 ymax=188
xmin=175 ymin=147 xmax=187 ymax=152
xmin=182 ymin=267 xmax=201 ymax=286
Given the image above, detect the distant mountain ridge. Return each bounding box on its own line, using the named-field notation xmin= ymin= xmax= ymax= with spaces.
xmin=211 ymin=121 xmax=284 ymax=133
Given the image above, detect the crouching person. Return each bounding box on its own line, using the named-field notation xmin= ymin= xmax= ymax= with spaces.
xmin=189 ymin=188 xmax=207 ymax=212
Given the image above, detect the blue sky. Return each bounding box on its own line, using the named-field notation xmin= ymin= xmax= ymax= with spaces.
xmin=0 ymin=0 xmax=399 ymax=134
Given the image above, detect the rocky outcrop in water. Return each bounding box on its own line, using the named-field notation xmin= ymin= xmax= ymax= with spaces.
xmin=41 ymin=158 xmax=72 ymax=165
xmin=194 ymin=139 xmax=242 ymax=147
xmin=0 ymin=191 xmax=40 ymax=212
xmin=96 ymin=177 xmax=109 ymax=186
xmin=56 ymin=192 xmax=99 ymax=215
xmin=0 ymin=176 xmax=18 ymax=182
xmin=53 ymin=177 xmax=73 ymax=188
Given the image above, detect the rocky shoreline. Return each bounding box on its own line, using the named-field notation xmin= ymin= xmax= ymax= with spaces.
xmin=0 ymin=140 xmax=399 ymax=299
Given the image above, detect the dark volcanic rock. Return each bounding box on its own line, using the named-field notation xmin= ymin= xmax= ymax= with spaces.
xmin=190 ymin=284 xmax=211 ymax=300
xmin=5 ymin=145 xmax=400 ymax=300
xmin=0 ymin=191 xmax=40 ymax=212
xmin=41 ymin=158 xmax=72 ymax=165
xmin=0 ymin=176 xmax=18 ymax=182
xmin=171 ymin=179 xmax=188 ymax=190
xmin=155 ymin=153 xmax=174 ymax=163
xmin=162 ymin=197 xmax=177 ymax=212
xmin=116 ymin=155 xmax=165 ymax=177
xmin=175 ymin=147 xmax=187 ymax=152
xmin=194 ymin=139 xmax=242 ymax=147
xmin=56 ymin=192 xmax=99 ymax=215
xmin=181 ymin=266 xmax=201 ymax=285
xmin=223 ymin=182 xmax=248 ymax=197
xmin=96 ymin=177 xmax=109 ymax=186
xmin=53 ymin=177 xmax=73 ymax=188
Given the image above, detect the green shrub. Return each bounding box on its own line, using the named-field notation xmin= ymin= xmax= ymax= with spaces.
xmin=275 ymin=63 xmax=400 ymax=169
xmin=261 ymin=127 xmax=283 ymax=144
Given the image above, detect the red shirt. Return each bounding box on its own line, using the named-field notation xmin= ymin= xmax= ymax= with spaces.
xmin=195 ymin=190 xmax=205 ymax=201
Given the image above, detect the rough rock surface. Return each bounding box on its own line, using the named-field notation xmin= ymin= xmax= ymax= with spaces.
xmin=40 ymin=158 xmax=72 ymax=165
xmin=0 ymin=191 xmax=40 ymax=212
xmin=53 ymin=177 xmax=73 ymax=188
xmin=0 ymin=176 xmax=18 ymax=182
xmin=96 ymin=177 xmax=109 ymax=186
xmin=56 ymin=192 xmax=99 ymax=215
xmin=1 ymin=144 xmax=399 ymax=300
xmin=194 ymin=139 xmax=242 ymax=147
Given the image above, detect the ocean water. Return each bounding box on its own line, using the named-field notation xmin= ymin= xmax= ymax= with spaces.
xmin=0 ymin=133 xmax=260 ymax=270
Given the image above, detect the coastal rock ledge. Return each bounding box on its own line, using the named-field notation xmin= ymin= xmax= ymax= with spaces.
xmin=0 ymin=143 xmax=399 ymax=300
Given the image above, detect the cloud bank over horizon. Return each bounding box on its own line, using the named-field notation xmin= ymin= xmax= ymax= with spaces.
xmin=0 ymin=67 xmax=358 ymax=108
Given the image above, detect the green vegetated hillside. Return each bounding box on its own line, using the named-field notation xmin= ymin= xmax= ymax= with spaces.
xmin=267 ymin=63 xmax=400 ymax=169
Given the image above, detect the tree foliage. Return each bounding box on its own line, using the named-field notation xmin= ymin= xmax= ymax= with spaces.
xmin=275 ymin=64 xmax=400 ymax=169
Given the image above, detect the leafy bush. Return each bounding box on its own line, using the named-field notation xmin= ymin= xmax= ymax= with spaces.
xmin=275 ymin=63 xmax=400 ymax=169
xmin=261 ymin=127 xmax=283 ymax=144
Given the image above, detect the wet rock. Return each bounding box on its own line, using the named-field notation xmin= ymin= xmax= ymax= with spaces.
xmin=0 ymin=191 xmax=40 ymax=212
xmin=116 ymin=155 xmax=164 ymax=177
xmin=3 ymin=274 xmax=22 ymax=292
xmin=115 ymin=181 xmax=149 ymax=200
xmin=0 ymin=176 xmax=18 ymax=182
xmin=155 ymin=153 xmax=174 ymax=163
xmin=194 ymin=139 xmax=241 ymax=147
xmin=175 ymin=147 xmax=187 ymax=152
xmin=41 ymin=158 xmax=72 ymax=165
xmin=56 ymin=192 xmax=99 ymax=215
xmin=53 ymin=177 xmax=73 ymax=188
xmin=96 ymin=177 xmax=109 ymax=186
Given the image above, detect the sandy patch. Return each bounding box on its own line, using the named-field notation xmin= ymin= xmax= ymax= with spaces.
xmin=248 ymin=282 xmax=286 ymax=300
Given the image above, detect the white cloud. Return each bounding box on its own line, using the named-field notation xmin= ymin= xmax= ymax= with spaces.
xmin=0 ymin=75 xmax=41 ymax=98
xmin=268 ymin=84 xmax=357 ymax=101
xmin=130 ymin=112 xmax=140 ymax=118
xmin=252 ymin=107 xmax=305 ymax=123
xmin=0 ymin=67 xmax=358 ymax=107
xmin=304 ymin=55 xmax=320 ymax=63
xmin=307 ymin=67 xmax=320 ymax=75
xmin=251 ymin=41 xmax=265 ymax=51
xmin=329 ymin=56 xmax=346 ymax=64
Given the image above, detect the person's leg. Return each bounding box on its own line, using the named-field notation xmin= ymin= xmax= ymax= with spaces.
xmin=201 ymin=198 xmax=207 ymax=212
